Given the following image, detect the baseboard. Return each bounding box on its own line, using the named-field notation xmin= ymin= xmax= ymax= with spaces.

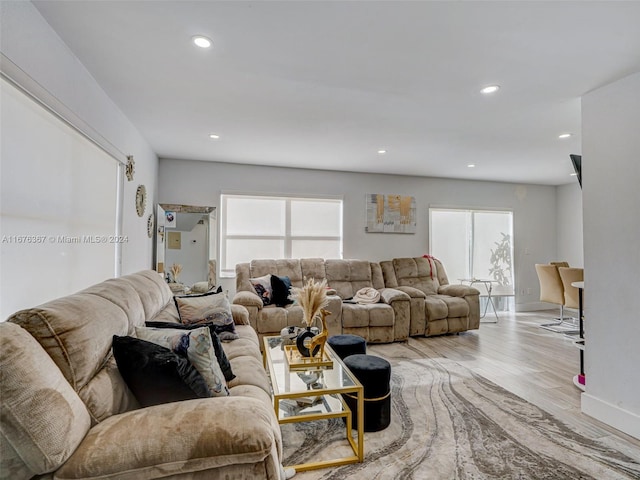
xmin=514 ymin=303 xmax=579 ymax=314
xmin=581 ymin=393 xmax=640 ymax=440
xmin=515 ymin=302 xmax=550 ymax=312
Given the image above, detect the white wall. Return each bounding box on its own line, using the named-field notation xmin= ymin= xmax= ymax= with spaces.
xmin=556 ymin=182 xmax=584 ymax=267
xmin=581 ymin=72 xmax=640 ymax=439
xmin=159 ymin=158 xmax=558 ymax=305
xmin=0 ymin=2 xmax=157 ymax=301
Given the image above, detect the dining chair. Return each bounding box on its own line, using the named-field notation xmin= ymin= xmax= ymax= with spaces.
xmin=535 ymin=263 xmax=579 ymax=334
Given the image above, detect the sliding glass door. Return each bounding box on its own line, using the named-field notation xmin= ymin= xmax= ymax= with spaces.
xmin=430 ymin=208 xmax=514 ymax=311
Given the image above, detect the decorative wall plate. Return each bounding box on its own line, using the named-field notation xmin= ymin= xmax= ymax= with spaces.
xmin=125 ymin=155 xmax=135 ymax=181
xmin=135 ymin=184 xmax=146 ymax=217
xmin=147 ymin=213 xmax=154 ymax=238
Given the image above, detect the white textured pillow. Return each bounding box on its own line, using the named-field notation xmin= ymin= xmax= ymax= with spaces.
xmin=135 ymin=326 xmax=229 ymax=397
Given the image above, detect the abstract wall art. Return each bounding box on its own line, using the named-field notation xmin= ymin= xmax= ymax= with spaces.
xmin=365 ymin=193 xmax=416 ymax=233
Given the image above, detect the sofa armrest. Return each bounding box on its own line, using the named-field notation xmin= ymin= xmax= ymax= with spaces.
xmin=438 ymin=284 xmax=480 ymax=298
xmin=395 ymin=286 xmax=427 ymax=299
xmin=233 ymin=290 xmax=264 ymax=309
xmin=56 ymin=397 xmax=281 ymax=479
xmin=231 ymin=304 xmax=250 ymax=325
xmin=379 ymin=288 xmax=410 ymax=304
xmin=379 ymin=288 xmax=411 ymax=341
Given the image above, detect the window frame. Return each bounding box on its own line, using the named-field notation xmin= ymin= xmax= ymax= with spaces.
xmin=220 ymin=193 xmax=343 ymax=277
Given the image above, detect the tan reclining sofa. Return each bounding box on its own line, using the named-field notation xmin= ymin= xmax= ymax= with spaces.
xmin=0 ymin=271 xmax=282 ymax=480
xmin=234 ymin=258 xmax=411 ymax=344
xmin=380 ymin=257 xmax=480 ymax=336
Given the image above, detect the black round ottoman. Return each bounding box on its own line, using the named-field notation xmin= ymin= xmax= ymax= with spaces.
xmin=327 ymin=334 xmax=366 ymax=360
xmin=343 ymin=354 xmax=391 ymax=432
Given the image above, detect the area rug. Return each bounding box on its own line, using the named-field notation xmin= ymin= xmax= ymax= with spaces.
xmin=282 ymin=342 xmax=640 ymax=480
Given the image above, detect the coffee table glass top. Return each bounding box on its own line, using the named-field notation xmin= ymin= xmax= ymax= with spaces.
xmin=263 ymin=336 xmax=359 ymax=419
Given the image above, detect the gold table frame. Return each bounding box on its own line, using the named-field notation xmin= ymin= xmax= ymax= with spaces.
xmin=263 ymin=336 xmax=364 ymax=472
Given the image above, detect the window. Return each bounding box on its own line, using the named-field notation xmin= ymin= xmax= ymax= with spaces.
xmin=220 ymin=194 xmax=343 ymax=277
xmin=429 ymin=208 xmax=514 ymax=310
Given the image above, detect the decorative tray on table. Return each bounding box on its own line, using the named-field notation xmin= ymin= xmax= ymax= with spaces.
xmin=284 ymin=344 xmax=334 ymax=370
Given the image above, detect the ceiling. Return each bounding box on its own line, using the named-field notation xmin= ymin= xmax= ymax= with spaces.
xmin=33 ymin=1 xmax=640 ymax=186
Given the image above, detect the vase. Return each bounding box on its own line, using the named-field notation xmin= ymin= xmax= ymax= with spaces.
xmin=296 ymin=326 xmax=320 ymax=357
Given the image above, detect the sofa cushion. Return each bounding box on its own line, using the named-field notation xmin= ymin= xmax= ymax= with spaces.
xmin=145 ymin=321 xmax=235 ymax=382
xmin=135 ymin=326 xmax=229 ymax=397
xmin=299 ymin=258 xmax=327 ymax=283
xmin=227 ymin=355 xmax=273 ymax=398
xmin=7 ymin=289 xmax=134 ymax=424
xmin=251 ymin=259 xmax=304 ymax=285
xmin=54 ymin=397 xmax=280 ymax=480
xmin=325 ymin=259 xmax=374 ymax=300
xmin=392 ymin=257 xmax=440 ymax=295
xmin=174 ymin=291 xmax=238 ymax=341
xmin=222 ymin=326 xmax=262 ymax=363
xmin=439 ymin=295 xmax=470 ymax=317
xmin=341 ymin=303 xmax=394 ymax=328
xmin=112 ymin=336 xmax=211 ymax=407
xmin=0 ymin=322 xmax=91 ymax=478
xmin=148 ymin=300 xmax=181 ymax=323
xmin=423 ymin=296 xmax=449 ymax=320
xmin=78 ymin=356 xmax=140 ymax=424
xmin=118 ymin=270 xmax=175 ymax=326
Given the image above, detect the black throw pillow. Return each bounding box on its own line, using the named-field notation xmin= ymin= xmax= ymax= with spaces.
xmin=112 ymin=335 xmax=211 ymax=407
xmin=145 ymin=321 xmax=236 ymax=381
xmin=271 ymin=275 xmax=293 ymax=307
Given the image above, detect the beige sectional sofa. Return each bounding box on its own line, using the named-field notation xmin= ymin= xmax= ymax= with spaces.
xmin=234 ymin=256 xmax=480 ymax=344
xmin=380 ymin=257 xmax=480 ymax=336
xmin=234 ymin=258 xmax=411 ymax=344
xmin=0 ymin=271 xmax=282 ymax=480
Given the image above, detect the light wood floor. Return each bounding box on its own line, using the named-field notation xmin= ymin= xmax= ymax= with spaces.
xmin=369 ymin=309 xmax=640 ymax=458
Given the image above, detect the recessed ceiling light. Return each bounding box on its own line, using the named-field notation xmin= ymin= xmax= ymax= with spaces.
xmin=480 ymin=85 xmax=500 ymax=94
xmin=558 ymin=133 xmax=572 ymax=139
xmin=209 ymin=134 xmax=220 ymax=140
xmin=570 ymin=173 xmax=577 ymax=176
xmin=467 ymin=164 xmax=476 ymax=168
xmin=377 ymin=149 xmax=387 ymax=154
xmin=192 ymin=35 xmax=212 ymax=48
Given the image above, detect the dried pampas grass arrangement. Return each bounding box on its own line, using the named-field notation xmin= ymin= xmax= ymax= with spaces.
xmin=170 ymin=263 xmax=183 ymax=282
xmin=289 ymin=278 xmax=329 ymax=327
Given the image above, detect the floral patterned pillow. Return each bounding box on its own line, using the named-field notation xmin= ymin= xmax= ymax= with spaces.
xmin=135 ymin=326 xmax=229 ymax=397
xmin=250 ymin=274 xmax=273 ymax=306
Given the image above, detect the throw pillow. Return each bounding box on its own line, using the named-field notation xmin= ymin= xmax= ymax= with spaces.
xmin=271 ymin=275 xmax=293 ymax=307
xmin=174 ymin=290 xmax=238 ymax=341
xmin=250 ymin=274 xmax=273 ymax=306
xmin=112 ymin=335 xmax=211 ymax=407
xmin=145 ymin=321 xmax=235 ymax=381
xmin=135 ymin=326 xmax=229 ymax=397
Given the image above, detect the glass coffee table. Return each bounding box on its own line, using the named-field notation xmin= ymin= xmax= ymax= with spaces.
xmin=263 ymin=335 xmax=364 ymax=472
